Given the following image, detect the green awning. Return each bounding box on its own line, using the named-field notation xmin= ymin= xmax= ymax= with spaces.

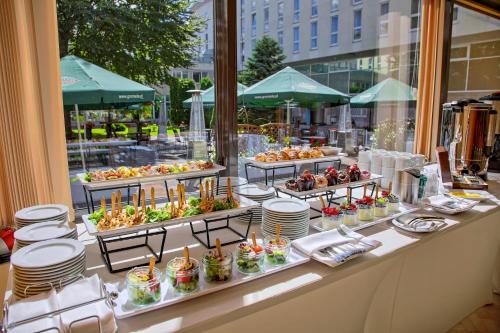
xmin=350 ymin=78 xmax=416 ymax=107
xmin=239 ymin=66 xmax=349 ymax=108
xmin=182 ymin=83 xmax=247 ymax=108
xmin=61 ymin=55 xmax=155 ymax=110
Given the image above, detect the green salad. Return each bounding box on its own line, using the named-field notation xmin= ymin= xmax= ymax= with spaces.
xmin=88 ymin=208 xmax=104 ymax=225
xmin=145 ymin=207 xmax=172 ymax=223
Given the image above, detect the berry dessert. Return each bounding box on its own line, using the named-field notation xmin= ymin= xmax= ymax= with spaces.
xmin=347 ymin=164 xmax=361 ymax=182
xmin=374 ymin=197 xmax=389 ymax=217
xmin=126 ymin=266 xmax=161 ymax=306
xmin=297 ymin=170 xmax=316 ymax=191
xmin=356 ymin=196 xmax=374 ymax=221
xmin=285 ymin=179 xmax=299 ymax=191
xmin=340 ymin=202 xmax=358 ymax=226
xmin=202 ymin=250 xmax=233 ymax=282
xmin=321 ymin=207 xmax=342 ymax=230
xmin=324 ymin=166 xmax=338 ymax=186
xmin=264 ymin=235 xmax=291 ymax=265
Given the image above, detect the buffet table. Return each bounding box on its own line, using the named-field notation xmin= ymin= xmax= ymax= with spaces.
xmin=53 ymin=181 xmax=499 ymax=333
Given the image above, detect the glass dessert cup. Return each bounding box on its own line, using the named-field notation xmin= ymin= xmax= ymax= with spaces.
xmin=264 ymin=235 xmax=291 ymax=265
xmin=202 ymin=251 xmax=233 ymax=282
xmin=342 ymin=210 xmax=359 ymax=226
xmin=126 ymin=266 xmax=162 ymax=306
xmin=388 ymin=201 xmax=400 ymax=213
xmin=321 ymin=212 xmax=342 ymax=230
xmin=358 ymin=206 xmax=374 ymax=221
xmin=236 ymin=242 xmax=265 ymax=274
xmin=167 ymin=257 xmax=200 ymax=294
xmin=374 ymin=204 xmax=389 ymax=217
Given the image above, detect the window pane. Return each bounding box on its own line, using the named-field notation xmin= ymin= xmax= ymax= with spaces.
xmin=450 ymin=47 xmax=467 ymax=59
xmin=380 ymin=2 xmax=389 ymax=16
xmin=331 ymin=0 xmax=339 ymax=11
xmin=293 ymin=26 xmax=300 ymax=52
xmin=312 ymin=0 xmax=318 ymax=17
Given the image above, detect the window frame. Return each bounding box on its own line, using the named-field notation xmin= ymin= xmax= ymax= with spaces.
xmin=310 ymin=21 xmax=318 ymax=49
xmin=264 ymin=6 xmax=269 ymax=32
xmin=251 ymin=12 xmax=256 ymax=37
xmin=294 ymin=0 xmax=300 ymax=23
xmin=330 ymin=15 xmax=339 ymax=46
xmin=311 ymin=0 xmax=318 ymax=18
xmin=293 ymin=26 xmax=300 ymax=53
xmin=353 ymin=9 xmax=362 ymax=42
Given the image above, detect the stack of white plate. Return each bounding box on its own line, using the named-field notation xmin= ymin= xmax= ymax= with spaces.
xmin=235 ymin=184 xmax=276 ymax=223
xmin=14 ymin=221 xmax=78 ymax=249
xmin=217 ymin=177 xmax=248 ymax=195
xmin=11 ymin=239 xmax=86 ymax=298
xmin=15 ymin=204 xmax=69 ymax=229
xmin=262 ymin=198 xmax=310 ymax=240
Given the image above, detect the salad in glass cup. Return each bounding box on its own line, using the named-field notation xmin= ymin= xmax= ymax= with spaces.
xmin=236 ymin=233 xmax=264 ymax=274
xmin=126 ymin=264 xmax=161 ymax=306
xmin=167 ymin=247 xmax=199 ymax=294
xmin=264 ymin=234 xmax=291 ymax=265
xmin=202 ymin=247 xmax=233 ymax=282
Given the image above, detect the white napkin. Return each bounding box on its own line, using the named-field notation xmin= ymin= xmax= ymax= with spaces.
xmin=7 ymin=290 xmax=62 ymax=333
xmin=58 ymin=274 xmax=117 ymax=333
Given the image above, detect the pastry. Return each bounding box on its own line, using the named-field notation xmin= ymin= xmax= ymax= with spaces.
xmin=298 ymin=150 xmax=311 ymax=159
xmin=285 ymin=179 xmax=299 ymax=191
xmin=314 ymin=175 xmax=328 ymax=188
xmin=287 ymin=150 xmax=299 ymax=159
xmin=255 ymin=153 xmax=266 ymax=162
xmin=360 ymin=170 xmax=371 ymax=180
xmin=324 ymin=166 xmax=338 ymax=186
xmin=348 ymin=164 xmax=361 ymax=182
xmin=278 ymin=151 xmax=290 ymax=161
xmin=337 ymin=171 xmax=349 ymax=184
xmin=266 ymin=152 xmax=278 ymax=162
xmin=310 ymin=148 xmax=324 ymax=158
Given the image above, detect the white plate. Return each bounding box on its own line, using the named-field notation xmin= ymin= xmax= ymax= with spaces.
xmin=391 ymin=218 xmax=445 ymax=233
xmin=14 ymin=261 xmax=86 ymax=280
xmin=13 ymin=256 xmax=86 ymax=275
xmin=235 ymin=184 xmax=275 ymax=197
xmin=11 ymin=239 xmax=84 ymax=269
xmin=445 ymin=190 xmax=489 ymax=202
xmin=14 ymin=221 xmax=74 ymax=242
xmin=15 ymin=205 xmax=69 ymax=221
xmin=262 ymin=198 xmax=310 ymax=213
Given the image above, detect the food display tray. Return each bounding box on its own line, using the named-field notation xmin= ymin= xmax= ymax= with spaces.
xmin=309 ymin=202 xmax=419 ymax=232
xmin=243 ymin=156 xmax=343 ymax=169
xmin=275 ymin=174 xmax=383 ymax=198
xmin=78 ymin=164 xmax=226 ymax=189
xmin=81 ymin=194 xmax=260 ymax=237
xmin=105 ymin=248 xmax=310 ymax=319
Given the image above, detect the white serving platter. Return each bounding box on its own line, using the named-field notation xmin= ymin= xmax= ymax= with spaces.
xmin=78 ymin=164 xmax=226 ymax=189
xmin=243 ymin=156 xmax=342 ymax=169
xmin=82 ymin=194 xmax=260 ymax=237
xmin=106 ymin=248 xmax=310 ymax=319
xmin=276 ymin=174 xmax=383 ymax=198
xmin=309 ymin=202 xmax=419 ymax=233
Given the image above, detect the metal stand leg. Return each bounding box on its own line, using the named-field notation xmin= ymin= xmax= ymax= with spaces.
xmin=244 ymin=163 xmax=250 ymax=183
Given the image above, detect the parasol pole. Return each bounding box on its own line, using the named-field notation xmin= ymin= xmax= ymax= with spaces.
xmin=74 ymin=104 xmax=86 ymax=170
xmin=285 ymin=99 xmax=293 ymax=125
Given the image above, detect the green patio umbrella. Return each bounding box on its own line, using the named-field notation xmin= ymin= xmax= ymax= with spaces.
xmin=349 ymin=78 xmax=416 ymax=107
xmin=239 ymin=66 xmax=350 ymax=108
xmin=182 ymin=83 xmax=247 ymax=108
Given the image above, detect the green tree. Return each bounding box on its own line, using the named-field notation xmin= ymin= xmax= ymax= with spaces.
xmin=168 ymin=78 xmax=195 ymax=124
xmin=57 ymin=0 xmax=204 ymax=85
xmin=200 ymin=76 xmax=213 ymax=90
xmin=240 ymin=36 xmax=286 ymax=86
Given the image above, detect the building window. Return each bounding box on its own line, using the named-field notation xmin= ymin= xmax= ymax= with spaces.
xmin=453 ymin=7 xmax=458 ymax=22
xmin=331 ymin=0 xmax=339 ymax=12
xmin=380 ymin=2 xmax=389 ymax=15
xmin=241 ymin=42 xmax=245 ymax=63
xmin=264 ymin=0 xmax=270 ymax=5
xmin=311 ymin=0 xmax=318 ymax=17
xmin=264 ymin=7 xmax=269 ymax=32
xmin=251 ymin=13 xmax=256 ymax=37
xmin=240 ymin=0 xmax=245 ymax=16
xmin=330 ymin=15 xmax=339 ymax=45
xmin=294 ymin=0 xmax=300 ymax=23
xmin=278 ymin=2 xmax=284 ymax=29
xmin=410 ymin=0 xmax=420 ymax=30
xmin=278 ymin=30 xmax=284 ymax=49
xmin=205 ymin=33 xmax=209 ymax=50
xmin=293 ymin=26 xmax=300 ymax=52
xmin=241 ymin=18 xmax=245 ymax=39
xmin=311 ymin=21 xmax=318 ymax=49
xmin=352 ymin=0 xmax=362 ymax=5
xmin=251 ymin=38 xmax=256 ymax=51
xmin=380 ymin=2 xmax=389 ymax=36
xmin=353 ymin=9 xmax=362 ymax=41
xmin=251 ymin=0 xmax=256 ymax=12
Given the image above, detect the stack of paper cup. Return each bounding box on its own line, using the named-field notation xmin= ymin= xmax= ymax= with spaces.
xmin=370 ymin=152 xmax=383 ymax=185
xmin=358 ymin=151 xmax=371 ymax=171
xmin=381 ymin=155 xmax=395 ymax=188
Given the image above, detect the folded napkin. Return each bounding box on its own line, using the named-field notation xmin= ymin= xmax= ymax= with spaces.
xmin=8 ymin=290 xmax=62 ymax=333
xmin=291 ymin=229 xmax=351 ymax=256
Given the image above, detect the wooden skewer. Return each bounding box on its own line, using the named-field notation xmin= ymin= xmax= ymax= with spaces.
xmin=151 ymin=187 xmax=156 ymax=210
xmin=133 ymin=193 xmax=139 ymax=219
xmin=101 ymin=197 xmax=108 ymax=219
xmin=205 ymin=180 xmax=209 ymax=201
xmin=199 ymin=182 xmax=204 ymax=204
xmin=215 ymin=238 xmax=223 ymax=258
xmin=183 ymin=246 xmax=192 ymax=269
xmin=117 ymin=191 xmax=122 ymax=214
xmin=363 ymin=184 xmax=367 ymax=198
xmin=319 ymin=195 xmax=326 ymax=209
xmin=251 ymin=232 xmax=257 ymax=248
xmin=210 ymin=179 xmax=215 ymax=199
xmin=169 ymin=189 xmax=175 ymax=216
xmin=181 ymin=183 xmax=185 ymax=208
xmin=140 ymin=189 xmax=146 ymax=213
xmin=276 ymin=224 xmax=281 ymax=244
xmin=375 ymin=184 xmax=379 ymax=199
xmin=111 ymin=192 xmax=116 ymax=217
xmin=227 ymin=177 xmax=233 ymax=200
xmin=148 ymin=257 xmax=155 ymax=280
xmin=347 ymin=188 xmax=351 ymax=204
xmin=176 ymin=184 xmax=182 ymax=210
xmin=388 ymin=181 xmax=392 ymax=194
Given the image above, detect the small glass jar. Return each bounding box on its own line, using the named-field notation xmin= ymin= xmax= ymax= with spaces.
xmin=167 ymin=258 xmax=200 ymax=294
xmin=236 ymin=244 xmax=264 ymax=274
xmin=342 ymin=210 xmax=359 ymax=226
xmin=126 ymin=266 xmax=162 ymax=306
xmin=202 ymin=251 xmax=233 ymax=282
xmin=264 ymin=235 xmax=291 ymax=265
xmin=374 ymin=204 xmax=388 ymax=217
xmin=358 ymin=205 xmax=374 ymax=221
xmin=321 ymin=212 xmax=342 ymax=230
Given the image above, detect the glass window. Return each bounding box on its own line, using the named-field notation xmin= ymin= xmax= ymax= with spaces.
xmin=450 ymin=47 xmax=467 ymax=59
xmin=331 ymin=0 xmax=339 ymax=12
xmin=353 ymin=9 xmax=362 ymax=41
xmin=293 ymin=26 xmax=300 ymax=52
xmin=294 ymin=0 xmax=300 ymax=23
xmin=352 ymin=0 xmax=362 ymax=5
xmin=251 ymin=38 xmax=256 ymax=50
xmin=311 ymin=21 xmax=318 ymax=49
xmin=251 ymin=0 xmax=256 ymax=12
xmin=278 ymin=30 xmax=284 ymax=49
xmin=330 ymin=16 xmax=339 ymax=45
xmin=379 ymin=2 xmax=389 ymax=36
xmin=241 ymin=18 xmax=245 ymax=38
xmin=410 ymin=0 xmax=420 ymax=30
xmin=264 ymin=7 xmax=269 ymax=32
xmin=380 ymin=2 xmax=389 ymax=16
xmin=251 ymin=13 xmax=256 ymax=37
xmin=311 ymin=0 xmax=318 ymax=17
xmin=278 ymin=2 xmax=284 ymax=29
xmin=453 ymin=7 xmax=458 ymax=21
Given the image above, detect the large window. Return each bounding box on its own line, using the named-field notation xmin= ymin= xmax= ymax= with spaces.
xmin=251 ymin=13 xmax=256 ymax=37
xmin=410 ymin=0 xmax=420 ymax=30
xmin=264 ymin=7 xmax=269 ymax=32
xmin=331 ymin=0 xmax=339 ymax=12
xmin=311 ymin=0 xmax=318 ymax=17
xmin=311 ymin=21 xmax=318 ymax=49
xmin=277 ymin=2 xmax=284 ymax=29
xmin=293 ymin=26 xmax=300 ymax=52
xmin=379 ymin=2 xmax=389 ymax=36
xmin=353 ymin=9 xmax=362 ymax=41
xmin=330 ymin=16 xmax=338 ymax=46
xmin=278 ymin=30 xmax=284 ymax=49
xmin=294 ymin=0 xmax=300 ymax=23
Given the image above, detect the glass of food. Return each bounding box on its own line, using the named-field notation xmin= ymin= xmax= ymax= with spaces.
xmin=264 ymin=235 xmax=291 ymax=265
xmin=374 ymin=197 xmax=389 ymax=217
xmin=166 ymin=257 xmax=200 ymax=294
xmin=202 ymin=250 xmax=233 ymax=282
xmin=236 ymin=241 xmax=264 ymax=274
xmin=321 ymin=207 xmax=342 ymax=230
xmin=126 ymin=266 xmax=162 ymax=306
xmin=384 ymin=192 xmax=400 ymax=213
xmin=356 ymin=196 xmax=374 ymax=221
xmin=340 ymin=202 xmax=358 ymax=226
